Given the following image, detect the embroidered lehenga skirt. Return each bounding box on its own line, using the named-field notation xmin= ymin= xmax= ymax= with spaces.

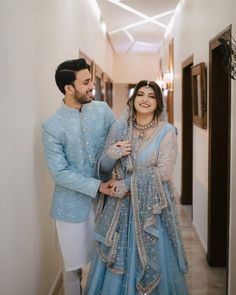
xmin=84 ymin=201 xmax=189 ymax=295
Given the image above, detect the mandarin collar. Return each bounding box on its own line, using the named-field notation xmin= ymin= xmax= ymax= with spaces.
xmin=61 ymin=101 xmax=84 ymax=113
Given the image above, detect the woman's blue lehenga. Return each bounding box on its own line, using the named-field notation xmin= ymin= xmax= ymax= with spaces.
xmin=85 ymin=118 xmax=190 ymax=295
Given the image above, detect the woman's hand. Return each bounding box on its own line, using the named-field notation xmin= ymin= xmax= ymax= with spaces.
xmin=107 ymin=140 xmax=132 ymax=160
xmin=113 ymin=140 xmax=132 ymax=157
xmin=109 ymin=180 xmax=130 ymax=199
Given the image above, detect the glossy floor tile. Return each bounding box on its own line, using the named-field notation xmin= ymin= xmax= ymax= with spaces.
xmin=178 ymin=202 xmax=227 ymax=295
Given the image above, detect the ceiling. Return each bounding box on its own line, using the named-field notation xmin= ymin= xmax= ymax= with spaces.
xmin=96 ymin=0 xmax=180 ymax=54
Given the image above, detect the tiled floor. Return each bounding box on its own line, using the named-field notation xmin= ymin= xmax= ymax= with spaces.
xmin=178 ymin=202 xmax=227 ymax=295
xmin=72 ymin=201 xmax=227 ymax=295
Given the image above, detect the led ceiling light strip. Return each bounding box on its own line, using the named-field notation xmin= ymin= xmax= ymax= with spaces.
xmin=107 ymin=0 xmax=168 ymax=30
xmin=135 ymin=41 xmax=159 ymax=48
xmin=154 ymin=10 xmax=175 ymax=20
xmin=124 ymin=29 xmax=134 ymax=42
xmin=124 ymin=30 xmax=135 ymax=52
xmin=108 ymin=10 xmax=174 ymax=35
xmin=110 ymin=19 xmax=149 ymax=35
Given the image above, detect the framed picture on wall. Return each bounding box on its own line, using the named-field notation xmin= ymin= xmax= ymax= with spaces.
xmin=191 ymin=62 xmax=207 ymax=129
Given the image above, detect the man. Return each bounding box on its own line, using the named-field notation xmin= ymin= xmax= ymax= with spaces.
xmin=42 ymin=58 xmax=115 ymax=295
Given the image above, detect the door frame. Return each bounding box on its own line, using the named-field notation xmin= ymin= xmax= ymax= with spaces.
xmin=208 ymin=25 xmax=231 ymax=292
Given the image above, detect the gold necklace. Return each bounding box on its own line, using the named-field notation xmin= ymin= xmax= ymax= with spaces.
xmin=133 ymin=118 xmax=157 ymax=138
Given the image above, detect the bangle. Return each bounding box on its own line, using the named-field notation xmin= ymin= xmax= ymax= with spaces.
xmin=107 ymin=145 xmax=123 ymax=160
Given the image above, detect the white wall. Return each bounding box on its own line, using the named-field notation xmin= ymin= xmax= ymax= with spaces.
xmin=160 ymin=0 xmax=236 ymax=293
xmin=113 ymin=53 xmax=159 ymax=83
xmin=0 ymin=0 xmax=113 ymax=294
xmin=113 ymin=84 xmax=129 ymax=119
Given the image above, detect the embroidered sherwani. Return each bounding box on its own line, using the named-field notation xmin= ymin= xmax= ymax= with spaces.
xmin=85 ymin=117 xmax=189 ymax=295
xmin=42 ymin=101 xmax=114 ymax=222
xmin=42 ymin=101 xmax=114 ymax=271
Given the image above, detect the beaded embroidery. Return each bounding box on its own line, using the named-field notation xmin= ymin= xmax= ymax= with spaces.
xmin=93 ymin=118 xmax=188 ymax=294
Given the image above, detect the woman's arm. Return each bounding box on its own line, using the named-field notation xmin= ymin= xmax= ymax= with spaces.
xmin=98 ymin=120 xmax=131 ymax=176
xmin=100 ymin=140 xmax=132 ymax=174
xmin=157 ymin=127 xmax=178 ymax=181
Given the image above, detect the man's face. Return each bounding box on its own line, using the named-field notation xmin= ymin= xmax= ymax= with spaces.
xmin=72 ymin=69 xmax=95 ymax=104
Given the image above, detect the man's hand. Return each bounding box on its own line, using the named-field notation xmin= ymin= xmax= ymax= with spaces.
xmin=99 ymin=178 xmax=116 ymax=195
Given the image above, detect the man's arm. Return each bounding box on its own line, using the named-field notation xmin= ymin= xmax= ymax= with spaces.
xmin=42 ymin=126 xmax=101 ymax=198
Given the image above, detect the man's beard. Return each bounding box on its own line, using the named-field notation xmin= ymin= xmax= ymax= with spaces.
xmin=74 ymin=89 xmax=94 ymax=105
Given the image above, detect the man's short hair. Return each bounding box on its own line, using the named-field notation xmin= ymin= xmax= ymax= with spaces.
xmin=55 ymin=58 xmax=89 ymax=94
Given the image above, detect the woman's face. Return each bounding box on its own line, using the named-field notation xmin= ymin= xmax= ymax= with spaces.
xmin=134 ymin=86 xmax=157 ymax=116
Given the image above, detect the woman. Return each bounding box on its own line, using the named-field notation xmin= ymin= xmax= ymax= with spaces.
xmin=85 ymin=80 xmax=189 ymax=295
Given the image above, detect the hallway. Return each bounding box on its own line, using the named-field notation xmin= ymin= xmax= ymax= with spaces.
xmin=79 ymin=200 xmax=226 ymax=295
xmin=1 ymin=1 xmax=236 ymax=294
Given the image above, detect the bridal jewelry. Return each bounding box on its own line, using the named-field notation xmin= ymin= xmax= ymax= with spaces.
xmin=133 ymin=118 xmax=157 ymax=138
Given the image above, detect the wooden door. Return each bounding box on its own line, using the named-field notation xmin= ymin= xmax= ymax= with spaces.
xmin=181 ymin=56 xmax=194 ymax=206
xmin=208 ymin=26 xmax=231 ymax=277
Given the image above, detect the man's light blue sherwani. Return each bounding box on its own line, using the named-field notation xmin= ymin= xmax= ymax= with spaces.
xmin=42 ymin=101 xmax=114 ymax=222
